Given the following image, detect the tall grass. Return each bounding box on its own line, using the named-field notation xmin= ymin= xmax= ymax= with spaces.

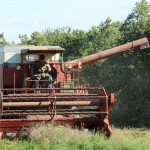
xmin=20 ymin=123 xmax=90 ymax=145
xmin=0 ymin=124 xmax=150 ymax=150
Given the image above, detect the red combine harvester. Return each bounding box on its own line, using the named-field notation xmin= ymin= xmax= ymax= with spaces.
xmin=0 ymin=37 xmax=149 ymax=138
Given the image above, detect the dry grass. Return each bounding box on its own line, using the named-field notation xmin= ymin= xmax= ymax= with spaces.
xmin=107 ymin=127 xmax=150 ymax=150
xmin=20 ymin=123 xmax=91 ymax=145
xmin=110 ymin=126 xmax=150 ymax=142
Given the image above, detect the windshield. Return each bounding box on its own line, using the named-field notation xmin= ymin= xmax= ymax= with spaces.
xmin=25 ymin=54 xmax=39 ymax=61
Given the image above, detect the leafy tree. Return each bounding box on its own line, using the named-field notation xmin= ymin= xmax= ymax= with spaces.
xmin=81 ymin=18 xmax=121 ymax=86
xmin=59 ymin=29 xmax=88 ymax=60
xmin=0 ymin=33 xmax=9 ymax=46
xmin=19 ymin=27 xmax=88 ymax=60
xmin=19 ymin=34 xmax=31 ymax=45
xmin=108 ymin=0 xmax=150 ymax=127
xmin=87 ymin=18 xmax=121 ymax=53
xmin=120 ymin=0 xmax=150 ymax=42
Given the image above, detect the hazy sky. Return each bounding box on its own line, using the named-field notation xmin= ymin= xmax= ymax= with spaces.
xmin=0 ymin=0 xmax=145 ymax=43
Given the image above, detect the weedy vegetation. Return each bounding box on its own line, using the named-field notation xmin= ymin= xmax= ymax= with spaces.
xmin=0 ymin=124 xmax=149 ymax=150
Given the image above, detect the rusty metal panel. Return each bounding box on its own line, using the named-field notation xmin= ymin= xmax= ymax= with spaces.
xmin=0 ymin=46 xmax=4 ymax=64
xmin=0 ymin=90 xmax=3 ymax=116
xmin=3 ymin=68 xmax=24 ymax=88
xmin=0 ymin=46 xmax=34 ymax=63
xmin=0 ymin=52 xmax=4 ymax=64
xmin=0 ymin=64 xmax=3 ymax=88
xmin=4 ymin=53 xmax=21 ymax=63
xmin=3 ymin=46 xmax=28 ymax=63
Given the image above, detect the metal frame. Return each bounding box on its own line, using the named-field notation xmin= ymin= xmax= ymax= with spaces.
xmin=0 ymin=87 xmax=114 ymax=138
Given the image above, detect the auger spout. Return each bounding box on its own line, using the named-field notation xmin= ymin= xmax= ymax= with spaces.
xmin=66 ymin=37 xmax=149 ymax=68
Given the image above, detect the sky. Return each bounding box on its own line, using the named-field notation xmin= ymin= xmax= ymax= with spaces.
xmin=0 ymin=0 xmax=147 ymax=43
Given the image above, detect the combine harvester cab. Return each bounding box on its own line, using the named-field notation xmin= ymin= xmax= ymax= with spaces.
xmin=0 ymin=38 xmax=149 ymax=139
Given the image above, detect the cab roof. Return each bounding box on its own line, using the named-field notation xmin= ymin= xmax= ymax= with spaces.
xmin=21 ymin=46 xmax=65 ymax=54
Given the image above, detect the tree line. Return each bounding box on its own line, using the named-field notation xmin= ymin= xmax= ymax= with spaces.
xmin=1 ymin=0 xmax=150 ymax=127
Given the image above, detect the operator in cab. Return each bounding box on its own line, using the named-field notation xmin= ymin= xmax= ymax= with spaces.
xmin=31 ymin=54 xmax=52 ymax=88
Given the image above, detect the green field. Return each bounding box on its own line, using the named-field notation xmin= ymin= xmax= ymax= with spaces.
xmin=0 ymin=124 xmax=149 ymax=150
